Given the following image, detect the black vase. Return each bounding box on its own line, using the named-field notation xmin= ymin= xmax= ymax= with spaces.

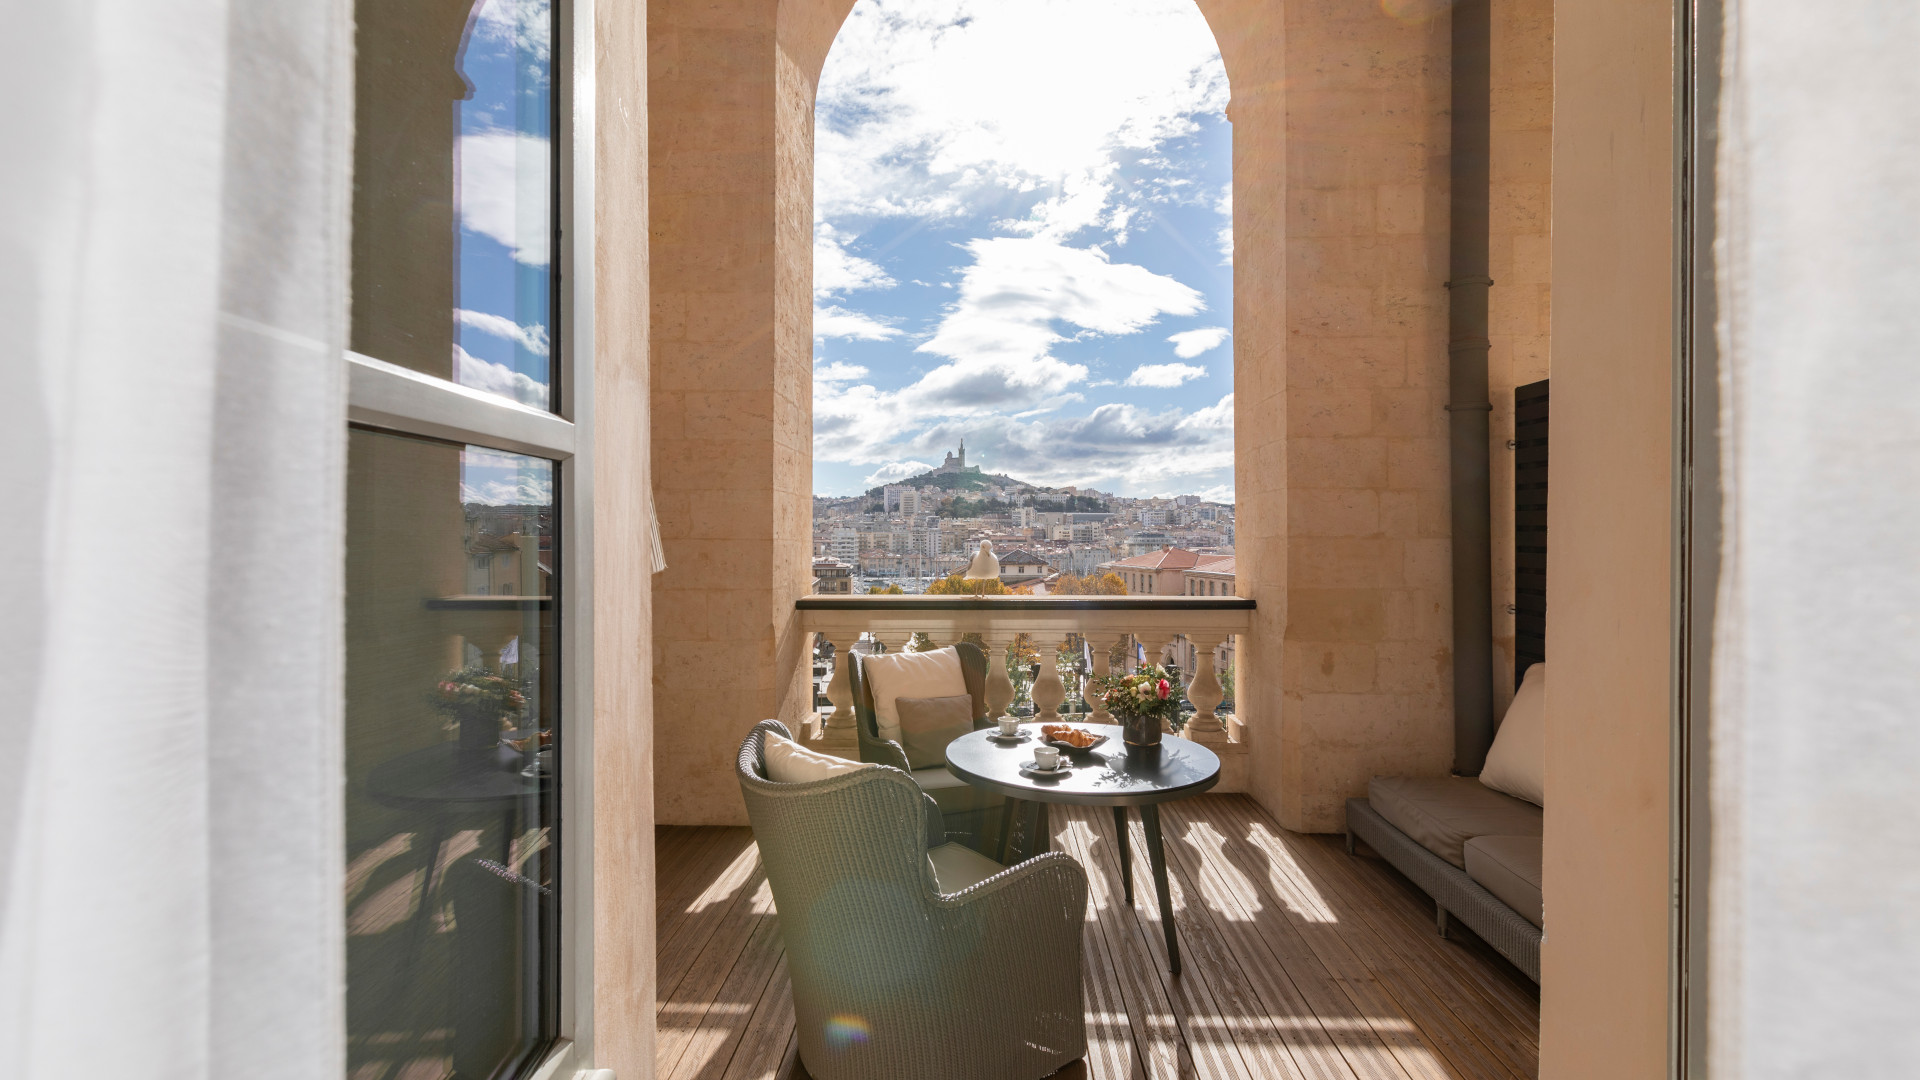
xmin=1120 ymin=710 xmax=1163 ymax=748
xmin=458 ymin=711 xmax=499 ymax=760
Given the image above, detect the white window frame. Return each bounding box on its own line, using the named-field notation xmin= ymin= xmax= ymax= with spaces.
xmin=341 ymin=0 xmax=598 ymax=1072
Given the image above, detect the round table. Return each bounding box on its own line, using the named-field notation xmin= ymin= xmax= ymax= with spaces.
xmin=946 ymin=722 xmax=1220 ymax=973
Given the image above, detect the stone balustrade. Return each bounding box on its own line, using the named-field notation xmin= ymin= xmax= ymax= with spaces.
xmin=795 ymin=596 xmax=1255 ymax=775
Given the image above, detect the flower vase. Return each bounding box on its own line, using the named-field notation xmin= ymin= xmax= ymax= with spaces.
xmin=457 ymin=709 xmax=500 ymax=760
xmin=1120 ymin=710 xmax=1163 ymax=748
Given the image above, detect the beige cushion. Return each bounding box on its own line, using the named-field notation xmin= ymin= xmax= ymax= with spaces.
xmin=1465 ymin=835 xmax=1544 ymax=928
xmin=1368 ymin=775 xmax=1542 ymax=868
xmin=1481 ymin=662 xmax=1546 ymax=806
xmin=896 ymin=694 xmax=975 ymax=770
xmin=911 ymin=766 xmax=1002 ymax=817
xmin=927 ymin=841 xmax=1004 ymax=894
xmin=862 ymin=646 xmax=968 ymax=745
xmin=761 ymin=731 xmax=875 ymax=784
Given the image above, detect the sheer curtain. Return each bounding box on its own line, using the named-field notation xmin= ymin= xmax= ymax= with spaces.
xmin=0 ymin=0 xmax=351 ymax=1076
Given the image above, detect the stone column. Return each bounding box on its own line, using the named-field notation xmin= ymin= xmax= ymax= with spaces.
xmin=983 ymin=634 xmax=1015 ymax=722
xmin=1184 ymin=635 xmax=1229 ymax=746
xmin=811 ymin=632 xmax=857 ymax=758
xmin=1030 ymin=633 xmax=1067 ymax=723
xmin=1088 ymin=634 xmax=1120 ymax=724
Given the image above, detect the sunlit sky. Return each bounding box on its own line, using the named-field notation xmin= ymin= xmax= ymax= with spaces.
xmin=810 ymin=0 xmax=1234 ymax=501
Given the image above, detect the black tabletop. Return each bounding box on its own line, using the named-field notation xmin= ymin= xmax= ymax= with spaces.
xmin=365 ymin=743 xmax=548 ymax=812
xmin=945 ymin=722 xmax=1220 ymax=807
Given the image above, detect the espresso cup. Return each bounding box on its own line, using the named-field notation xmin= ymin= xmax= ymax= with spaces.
xmin=998 ymin=717 xmax=1020 ymax=738
xmin=1032 ymin=745 xmax=1061 ymax=771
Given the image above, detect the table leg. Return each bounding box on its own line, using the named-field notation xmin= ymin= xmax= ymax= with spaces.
xmin=1032 ymin=802 xmax=1051 ymax=855
xmin=997 ymin=798 xmax=1021 ymax=864
xmin=1112 ymin=806 xmax=1133 ymax=905
xmin=1141 ymin=804 xmax=1180 ymax=975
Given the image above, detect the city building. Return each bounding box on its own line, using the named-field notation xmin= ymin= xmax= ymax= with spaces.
xmin=810 ymin=558 xmax=853 ymax=594
xmin=993 ymin=548 xmax=1054 ymax=586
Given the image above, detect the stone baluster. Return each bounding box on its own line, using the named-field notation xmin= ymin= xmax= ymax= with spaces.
xmin=813 ymin=632 xmax=858 ymax=758
xmin=1089 ymin=635 xmax=1120 ymax=724
xmin=872 ymin=630 xmax=909 ymax=654
xmin=1184 ymin=634 xmax=1229 ymax=746
xmin=983 ymin=633 xmax=1016 ymax=722
xmin=1030 ymin=632 xmax=1067 ymax=723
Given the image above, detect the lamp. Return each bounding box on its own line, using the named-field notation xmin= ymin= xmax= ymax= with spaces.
xmin=963 ymin=540 xmax=1000 ymax=582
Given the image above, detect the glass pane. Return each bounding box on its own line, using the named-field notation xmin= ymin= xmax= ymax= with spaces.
xmin=346 ymin=429 xmax=559 ymax=1080
xmin=352 ymin=0 xmax=555 ymax=409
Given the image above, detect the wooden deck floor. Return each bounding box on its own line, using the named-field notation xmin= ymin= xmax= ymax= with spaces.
xmin=655 ymin=793 xmax=1538 ymax=1080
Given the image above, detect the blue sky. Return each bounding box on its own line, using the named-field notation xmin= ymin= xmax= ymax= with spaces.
xmin=811 ymin=0 xmax=1235 ymax=501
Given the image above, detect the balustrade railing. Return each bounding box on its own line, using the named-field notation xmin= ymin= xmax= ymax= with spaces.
xmin=795 ymin=595 xmax=1254 ymax=758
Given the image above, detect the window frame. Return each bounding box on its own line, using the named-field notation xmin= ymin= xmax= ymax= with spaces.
xmin=340 ymin=0 xmax=597 ymax=1072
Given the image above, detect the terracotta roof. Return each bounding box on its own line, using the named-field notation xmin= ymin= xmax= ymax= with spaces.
xmin=1102 ymin=545 xmax=1202 ymax=571
xmin=996 ymin=548 xmax=1051 ymax=566
xmin=1190 ymin=555 xmax=1235 ymax=576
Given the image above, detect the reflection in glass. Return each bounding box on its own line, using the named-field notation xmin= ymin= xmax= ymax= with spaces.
xmin=352 ymin=0 xmax=555 ymax=409
xmin=346 ymin=429 xmax=558 ymax=1079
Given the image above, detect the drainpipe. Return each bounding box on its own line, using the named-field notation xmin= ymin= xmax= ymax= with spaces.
xmin=1447 ymin=0 xmax=1495 ymax=774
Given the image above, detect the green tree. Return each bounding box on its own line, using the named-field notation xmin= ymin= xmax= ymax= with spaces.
xmin=925 ymin=572 xmax=1008 ymax=595
xmin=866 ymin=583 xmax=904 ymax=594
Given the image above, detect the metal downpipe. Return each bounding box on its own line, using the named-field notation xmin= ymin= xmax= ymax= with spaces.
xmin=1448 ymin=0 xmax=1496 ymax=774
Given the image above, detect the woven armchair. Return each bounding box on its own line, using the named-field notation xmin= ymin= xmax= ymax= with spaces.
xmin=737 ymin=720 xmax=1087 ymax=1080
xmin=848 ymin=641 xmax=1005 ymax=853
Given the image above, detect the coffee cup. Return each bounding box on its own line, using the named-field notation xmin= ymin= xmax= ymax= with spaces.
xmin=998 ymin=717 xmax=1020 ymax=738
xmin=1032 ymin=745 xmax=1061 ymax=771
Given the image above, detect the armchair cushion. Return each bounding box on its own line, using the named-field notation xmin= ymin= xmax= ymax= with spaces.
xmin=861 ymin=646 xmax=968 ymax=745
xmin=912 ymin=765 xmax=1002 ymax=818
xmin=927 ymin=842 xmax=1004 ymax=895
xmin=896 ymin=693 xmax=975 ymax=769
xmin=762 ymin=731 xmax=875 ymax=784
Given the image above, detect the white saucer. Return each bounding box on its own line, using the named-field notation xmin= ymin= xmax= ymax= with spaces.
xmin=1019 ymin=761 xmax=1070 ymax=779
xmin=988 ymin=730 xmax=1030 ymax=742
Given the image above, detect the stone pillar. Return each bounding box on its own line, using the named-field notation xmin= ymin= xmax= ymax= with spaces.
xmin=1089 ymin=635 xmax=1116 ymax=724
xmin=811 ymin=633 xmax=857 ymax=758
xmin=1184 ymin=635 xmax=1228 ymax=743
xmin=982 ymin=634 xmax=1015 ymax=723
xmin=1030 ymin=633 xmax=1067 ymax=723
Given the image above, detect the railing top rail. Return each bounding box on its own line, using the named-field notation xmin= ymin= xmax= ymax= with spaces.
xmin=795 ymin=595 xmax=1254 ymax=612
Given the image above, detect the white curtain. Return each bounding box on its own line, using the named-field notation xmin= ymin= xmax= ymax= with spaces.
xmin=0 ymin=0 xmax=351 ymax=1076
xmin=1714 ymin=1 xmax=1920 ymax=1075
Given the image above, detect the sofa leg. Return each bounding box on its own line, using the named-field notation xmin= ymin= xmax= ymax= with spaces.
xmin=1344 ymin=831 xmax=1355 ymax=856
xmin=1435 ymin=905 xmax=1450 ymax=938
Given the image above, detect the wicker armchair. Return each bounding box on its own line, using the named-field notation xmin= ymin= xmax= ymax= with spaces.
xmin=848 ymin=641 xmax=1005 ymax=852
xmin=737 ymin=720 xmax=1087 ymax=1080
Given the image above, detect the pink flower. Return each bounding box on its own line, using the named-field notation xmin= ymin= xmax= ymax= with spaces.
xmin=1156 ymin=679 xmax=1171 ymax=700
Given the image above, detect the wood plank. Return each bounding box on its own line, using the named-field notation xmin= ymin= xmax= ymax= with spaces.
xmin=657 ymin=840 xmax=765 ymax=1001
xmin=1085 ymin=804 xmax=1258 ymax=1080
xmin=657 ymin=871 xmax=775 ymax=1076
xmin=1051 ymin=812 xmax=1146 ymax=1080
xmin=721 ymin=952 xmax=797 ymax=1080
xmin=1051 ymin=809 xmax=1191 ymax=1079
xmin=1226 ymin=802 xmax=1525 ymax=1080
xmin=1153 ymin=801 xmax=1389 ymax=1080
xmin=1168 ymin=799 xmax=1461 ymax=1080
xmin=672 ymin=896 xmax=786 ymax=1080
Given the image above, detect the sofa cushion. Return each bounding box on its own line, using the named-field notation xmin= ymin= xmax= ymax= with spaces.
xmin=862 ymin=646 xmax=968 ymax=745
xmin=911 ymin=765 xmax=1003 ymax=818
xmin=1481 ymin=662 xmax=1546 ymax=806
xmin=1465 ymin=835 xmax=1544 ymax=928
xmin=762 ymin=731 xmax=876 ymax=784
xmin=927 ymin=841 xmax=1004 ymax=894
xmin=1368 ymin=775 xmax=1542 ymax=869
xmin=896 ymin=693 xmax=976 ymax=770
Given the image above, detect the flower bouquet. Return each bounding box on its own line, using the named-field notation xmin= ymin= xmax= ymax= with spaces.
xmin=1090 ymin=664 xmax=1184 ymax=748
xmin=431 ymin=666 xmax=528 ymax=755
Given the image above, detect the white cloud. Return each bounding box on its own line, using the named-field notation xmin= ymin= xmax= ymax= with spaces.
xmin=1125 ymin=362 xmax=1207 ymax=388
xmin=814 ymin=361 xmax=872 ymax=383
xmin=460 ymin=447 xmax=554 ymax=506
xmin=815 ymin=305 xmax=902 ymax=341
xmin=455 ymin=344 xmax=549 ymax=408
xmin=1214 ymin=187 xmax=1233 ymax=263
xmin=816 ymin=0 xmax=1228 ymax=239
xmin=458 ymin=132 xmax=551 ymax=266
xmin=473 ymin=0 xmax=553 ymax=62
xmin=457 ymin=308 xmax=551 ymax=355
xmin=1167 ymin=326 xmax=1230 ymax=359
xmin=863 ymin=461 xmax=936 ymax=486
xmin=815 ymin=225 xmax=897 ymax=299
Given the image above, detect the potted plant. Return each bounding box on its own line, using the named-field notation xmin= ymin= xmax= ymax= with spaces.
xmin=431 ymin=666 xmax=527 ymax=759
xmin=1090 ymin=664 xmax=1184 ymax=748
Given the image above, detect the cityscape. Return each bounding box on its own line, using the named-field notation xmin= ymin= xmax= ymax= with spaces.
xmin=812 ymin=440 xmax=1235 ymax=596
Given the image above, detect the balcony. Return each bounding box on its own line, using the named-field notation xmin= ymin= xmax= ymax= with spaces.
xmin=656 ymin=793 xmax=1537 ymax=1080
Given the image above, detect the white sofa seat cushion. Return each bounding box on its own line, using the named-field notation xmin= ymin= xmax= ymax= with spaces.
xmin=862 ymin=646 xmax=968 ymax=745
xmin=1481 ymin=662 xmax=1546 ymax=806
xmin=1464 ymin=835 xmax=1544 ymax=928
xmin=762 ymin=731 xmax=875 ymax=784
xmin=927 ymin=841 xmax=1004 ymax=894
xmin=1368 ymin=775 xmax=1542 ymax=869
